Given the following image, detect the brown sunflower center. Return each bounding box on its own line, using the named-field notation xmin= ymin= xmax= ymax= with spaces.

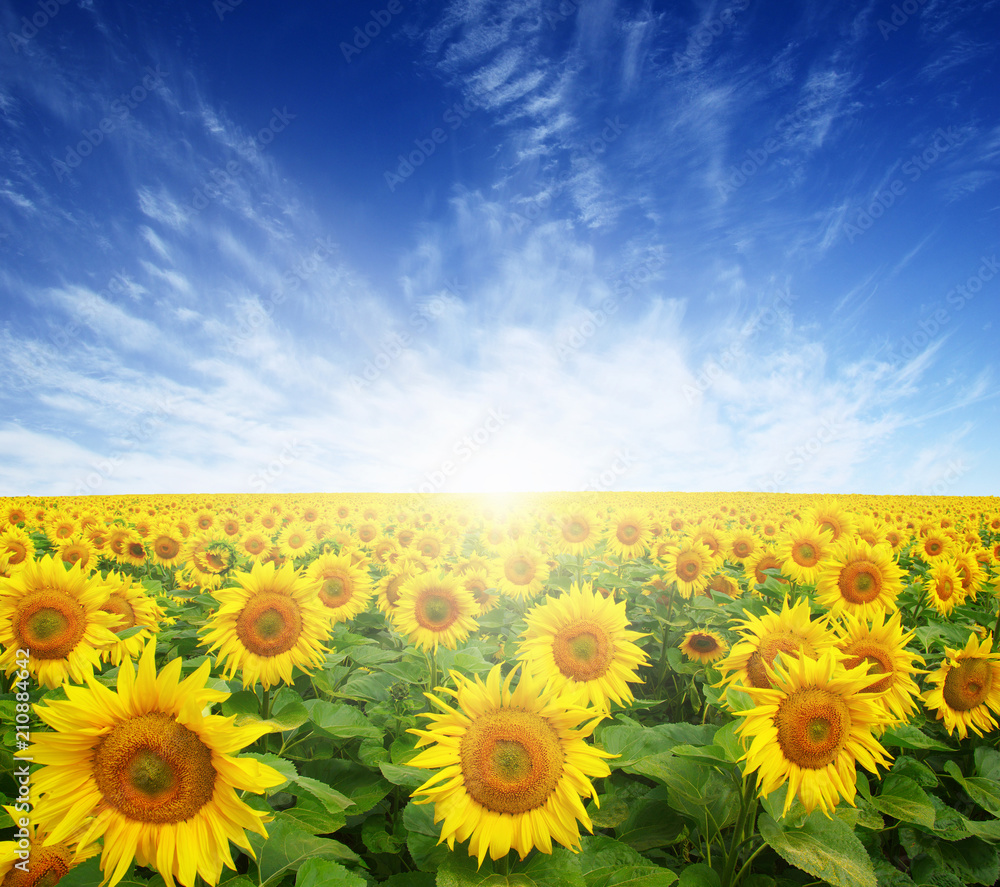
xmin=505 ymin=556 xmax=534 ymax=585
xmin=837 ymin=560 xmax=883 ymax=604
xmin=774 ymin=688 xmax=850 ymax=770
xmin=235 ymin=591 xmax=302 ymax=656
xmin=793 ymin=542 xmax=819 ymax=567
xmin=564 ymin=519 xmax=589 ymax=543
xmin=127 ymin=542 xmax=146 ymax=559
xmin=459 ymin=709 xmax=565 ymax=814
xmin=733 ymin=539 xmax=752 ymax=558
xmin=414 ymin=589 xmax=459 ymax=631
xmin=691 ymin=634 xmax=720 ymax=653
xmin=936 ymin=577 xmax=955 ymax=601
xmin=94 ymin=711 xmax=216 ymax=823
xmin=942 ymin=657 xmax=993 ymax=712
xmin=6 ymin=541 xmax=28 ymax=564
xmin=746 ymin=633 xmax=803 ymax=689
xmin=358 ymin=525 xmax=377 ymax=543
xmin=843 ymin=642 xmax=894 ymax=694
xmin=552 ymin=620 xmax=612 ymax=682
xmin=617 ymin=522 xmax=640 ymax=544
xmin=16 ymin=589 xmax=86 ymax=660
xmin=101 ymin=592 xmax=137 ymax=633
xmin=678 ymin=554 xmax=702 ymax=579
xmin=319 ymin=573 xmax=352 ymax=607
xmin=4 ymin=844 xmax=72 ymax=887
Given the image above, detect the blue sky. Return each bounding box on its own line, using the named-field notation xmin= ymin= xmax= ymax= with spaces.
xmin=1 ymin=0 xmax=998 ymax=497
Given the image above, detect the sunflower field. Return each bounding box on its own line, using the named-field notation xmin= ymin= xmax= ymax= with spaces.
xmin=2 ymin=492 xmax=1000 ymax=887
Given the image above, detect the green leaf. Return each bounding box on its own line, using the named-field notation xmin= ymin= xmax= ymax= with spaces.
xmin=243 ymin=752 xmax=298 ymax=792
xmin=577 ymin=835 xmax=679 ymax=886
xmin=291 ymin=774 xmax=354 ymax=817
xmin=298 ymin=758 xmax=391 ymax=815
xmin=435 ymin=846 xmax=586 ymax=887
xmin=872 ymin=859 xmax=918 ymax=887
xmin=361 ymin=816 xmax=407 ymax=855
xmin=974 ymin=746 xmax=1000 ymax=782
xmin=669 ymin=745 xmax=736 ymax=769
xmin=626 ymin=753 xmax=738 ymax=830
xmin=248 ymin=816 xmax=361 ymax=887
xmin=676 ymin=864 xmax=720 ymax=887
xmin=278 ymin=795 xmax=346 ymax=835
xmin=890 ymin=755 xmax=938 ymax=788
xmin=380 ymin=874 xmax=435 ymax=887
xmin=601 ymin=722 xmax=717 ymax=767
xmin=615 ymin=786 xmax=687 ymax=852
xmin=379 ymin=761 xmax=428 ymax=789
xmin=304 ymin=700 xmax=382 ymax=741
xmin=872 ymin=775 xmax=937 ymax=827
xmin=294 ymin=857 xmax=367 ymax=887
xmin=880 ymin=724 xmax=952 ymax=751
xmin=403 ymin=799 xmax=452 ymax=873
xmin=759 ymin=811 xmax=876 ymax=887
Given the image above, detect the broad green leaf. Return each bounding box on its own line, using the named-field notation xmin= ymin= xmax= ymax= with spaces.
xmin=295 ymin=857 xmax=367 ymax=887
xmin=670 ymin=744 xmax=736 ymax=769
xmin=677 ymin=863 xmax=720 ymax=887
xmin=872 ymin=775 xmax=936 ymax=827
xmin=379 ymin=761 xmax=429 ymax=789
xmin=380 ymin=873 xmax=435 ymax=887
xmin=600 ymin=722 xmax=717 ymax=766
xmin=278 ymin=795 xmax=346 ymax=835
xmin=338 ymin=671 xmax=392 ymax=702
xmin=403 ymin=799 xmax=451 ymax=873
xmin=361 ymin=816 xmax=407 ymax=855
xmin=759 ymin=811 xmax=876 ymax=887
xmin=890 ymin=755 xmax=938 ymax=788
xmin=974 ymin=746 xmax=1000 ymax=782
xmin=626 ymin=753 xmax=738 ymax=830
xmin=615 ymin=787 xmax=688 ymax=852
xmin=436 ymin=846 xmax=586 ymax=887
xmin=577 ymin=835 xmax=678 ymax=887
xmin=964 ymin=818 xmax=1000 ymax=841
xmin=291 ymin=774 xmax=354 ymax=816
xmin=243 ymin=752 xmax=298 ymax=792
xmin=304 ymin=700 xmax=382 ymax=741
xmin=248 ymin=816 xmax=361 ymax=887
xmin=880 ymin=724 xmax=952 ymax=751
xmin=299 ymin=757 xmax=391 ymax=815
xmin=872 ymin=859 xmax=918 ymax=887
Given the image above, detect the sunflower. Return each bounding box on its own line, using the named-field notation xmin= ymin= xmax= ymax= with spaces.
xmin=304 ymin=550 xmax=374 ymax=624
xmin=744 ymin=548 xmax=790 ymax=589
xmin=392 ymin=572 xmax=479 ymax=652
xmin=735 ymin=648 xmax=891 ymax=816
xmin=276 ymin=520 xmax=313 ymax=561
xmin=99 ymin=573 xmax=167 ymax=666
xmin=494 ymin=541 xmax=550 ymax=601
xmin=680 ymin=630 xmax=729 ymax=664
xmin=57 ymin=536 xmax=95 ymax=570
xmin=604 ymin=511 xmax=651 ymax=559
xmin=181 ymin=535 xmax=238 ymax=591
xmin=705 ymin=572 xmax=741 ymax=599
xmin=552 ymin=511 xmax=602 ymax=556
xmin=923 ymin=558 xmax=965 ymax=617
xmin=236 ymin=529 xmax=272 ymax=565
xmin=802 ymin=501 xmax=854 ymax=544
xmin=408 ymin=664 xmax=615 ymax=866
xmin=717 ymin=597 xmax=838 ymax=692
xmin=0 ymin=806 xmax=101 ymax=887
xmin=0 ymin=525 xmax=35 ymax=568
xmin=0 ymin=556 xmax=121 ymax=689
xmin=517 ymin=582 xmax=649 ymax=710
xmin=922 ymin=632 xmax=1000 ymax=740
xmin=917 ymin=529 xmax=951 ymax=561
xmin=724 ymin=529 xmax=759 ymax=564
xmin=833 ymin=610 xmax=925 ymax=726
xmin=775 ymin=520 xmax=833 ymax=587
xmin=375 ymin=556 xmax=427 ymax=615
xmin=147 ymin=524 xmax=185 ymax=568
xmin=201 ymin=561 xmax=331 ymax=690
xmin=24 ymin=640 xmax=285 ymax=887
xmin=658 ymin=539 xmax=716 ymax=599
xmin=459 ymin=566 xmax=501 ymax=616
xmin=814 ymin=538 xmax=904 ymax=621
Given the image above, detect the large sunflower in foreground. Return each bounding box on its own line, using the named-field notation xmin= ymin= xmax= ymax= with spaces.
xmin=201 ymin=561 xmax=331 ymax=689
xmin=393 ymin=571 xmax=479 ymax=652
xmin=23 ymin=641 xmax=285 ymax=887
xmin=815 ymin=538 xmax=904 ymax=620
xmin=0 ymin=555 xmax=122 ymax=689
xmin=517 ymin=582 xmax=649 ymax=710
xmin=735 ymin=648 xmax=892 ymax=816
xmin=408 ymin=664 xmax=615 ymax=866
xmin=922 ymin=632 xmax=1000 ymax=740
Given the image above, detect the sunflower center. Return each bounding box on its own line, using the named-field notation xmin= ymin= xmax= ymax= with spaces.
xmin=942 ymin=657 xmax=992 ymax=711
xmin=128 ymin=542 xmax=146 ymax=558
xmin=746 ymin=633 xmax=802 ymax=689
xmin=4 ymin=844 xmax=72 ymax=887
xmin=319 ymin=574 xmax=351 ymax=607
xmin=505 ymin=557 xmax=534 ymax=584
xmin=101 ymin=593 xmax=137 ymax=632
xmin=937 ymin=578 xmax=955 ymax=600
xmin=552 ymin=621 xmax=612 ymax=681
xmin=16 ymin=590 xmax=86 ymax=661
xmin=774 ymin=688 xmax=849 ymax=770
xmin=691 ymin=634 xmax=719 ymax=652
xmin=793 ymin=542 xmax=818 ymax=567
xmin=415 ymin=590 xmax=459 ymax=631
xmin=94 ymin=711 xmax=216 ymax=823
xmin=733 ymin=540 xmax=751 ymax=558
xmin=459 ymin=709 xmax=565 ymax=814
xmin=617 ymin=523 xmax=639 ymax=544
xmin=837 ymin=561 xmax=883 ymax=604
xmin=235 ymin=591 xmax=303 ymax=656
xmin=679 ymin=555 xmax=701 ymax=579
xmin=843 ymin=643 xmax=894 ymax=694
xmin=564 ymin=520 xmax=588 ymax=542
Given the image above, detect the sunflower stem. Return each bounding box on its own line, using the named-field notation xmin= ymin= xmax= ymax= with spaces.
xmin=428 ymin=649 xmax=438 ymax=693
xmin=721 ymin=771 xmax=757 ymax=887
